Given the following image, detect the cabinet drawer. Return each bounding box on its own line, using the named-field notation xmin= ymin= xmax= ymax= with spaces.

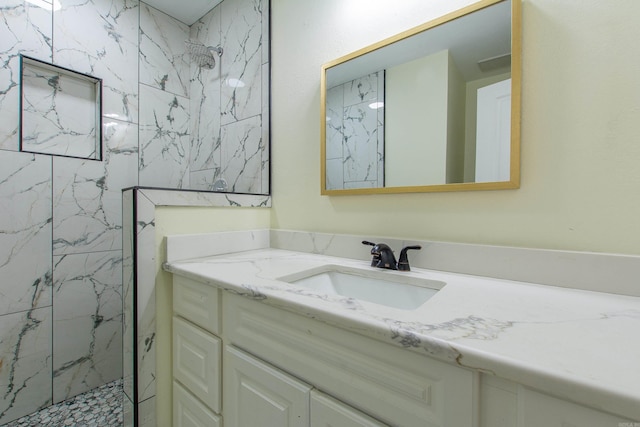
xmin=173 ymin=275 xmax=220 ymax=334
xmin=173 ymin=316 xmax=221 ymax=413
xmin=173 ymin=381 xmax=221 ymax=427
xmin=223 ymin=294 xmax=476 ymax=427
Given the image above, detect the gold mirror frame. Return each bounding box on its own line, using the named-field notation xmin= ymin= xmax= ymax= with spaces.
xmin=320 ymin=0 xmax=521 ymax=195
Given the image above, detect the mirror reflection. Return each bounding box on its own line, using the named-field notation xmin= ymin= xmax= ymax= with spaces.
xmin=321 ymin=0 xmax=520 ymax=194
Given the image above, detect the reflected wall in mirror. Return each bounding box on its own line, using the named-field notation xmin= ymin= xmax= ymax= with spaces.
xmin=321 ymin=0 xmax=521 ymax=195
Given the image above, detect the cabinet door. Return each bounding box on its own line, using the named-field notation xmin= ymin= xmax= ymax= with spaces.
xmin=173 ymin=381 xmax=221 ymax=427
xmin=311 ymin=390 xmax=388 ymax=427
xmin=224 ymin=345 xmax=312 ymax=427
xmin=520 ymin=388 xmax=632 ymax=427
xmin=173 ymin=316 xmax=221 ymax=413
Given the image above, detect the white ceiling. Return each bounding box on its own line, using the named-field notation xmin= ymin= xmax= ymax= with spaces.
xmin=144 ymin=0 xmax=222 ymax=25
xmin=327 ymin=0 xmax=512 ymax=87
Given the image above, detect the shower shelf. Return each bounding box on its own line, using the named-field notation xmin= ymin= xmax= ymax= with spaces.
xmin=19 ymin=55 xmax=103 ymax=161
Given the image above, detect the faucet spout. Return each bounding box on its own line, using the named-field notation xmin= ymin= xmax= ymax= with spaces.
xmin=371 ymin=243 xmax=397 ymax=270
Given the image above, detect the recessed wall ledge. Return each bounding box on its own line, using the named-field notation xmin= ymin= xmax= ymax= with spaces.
xmin=166 ymin=229 xmax=640 ymax=297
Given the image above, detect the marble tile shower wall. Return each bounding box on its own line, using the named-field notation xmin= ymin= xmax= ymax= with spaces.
xmin=1 ymin=1 xmax=137 ymax=423
xmin=190 ymin=0 xmax=270 ymax=194
xmin=325 ymin=72 xmax=384 ymax=190
xmin=0 ymin=0 xmax=269 ymax=423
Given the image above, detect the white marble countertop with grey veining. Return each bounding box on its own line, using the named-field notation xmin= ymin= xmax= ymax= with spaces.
xmin=164 ymin=248 xmax=640 ymax=420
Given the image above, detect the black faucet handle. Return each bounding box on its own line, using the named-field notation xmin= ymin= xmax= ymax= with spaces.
xmin=362 ymin=241 xmax=379 ymax=267
xmin=397 ymin=245 xmax=422 ymax=271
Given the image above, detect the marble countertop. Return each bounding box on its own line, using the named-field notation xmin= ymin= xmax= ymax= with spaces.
xmin=164 ymin=248 xmax=640 ymax=420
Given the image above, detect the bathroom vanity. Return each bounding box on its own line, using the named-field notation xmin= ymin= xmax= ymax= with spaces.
xmin=163 ymin=232 xmax=640 ymax=427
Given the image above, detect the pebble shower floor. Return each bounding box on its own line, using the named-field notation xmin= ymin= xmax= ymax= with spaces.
xmin=1 ymin=379 xmax=123 ymax=427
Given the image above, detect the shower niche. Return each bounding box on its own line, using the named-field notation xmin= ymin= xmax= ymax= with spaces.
xmin=19 ymin=55 xmax=103 ymax=161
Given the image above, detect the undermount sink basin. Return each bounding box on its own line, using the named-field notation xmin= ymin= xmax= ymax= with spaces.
xmin=280 ymin=266 xmax=445 ymax=310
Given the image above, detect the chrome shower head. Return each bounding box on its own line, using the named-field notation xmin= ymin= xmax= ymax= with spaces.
xmin=184 ymin=40 xmax=223 ymax=69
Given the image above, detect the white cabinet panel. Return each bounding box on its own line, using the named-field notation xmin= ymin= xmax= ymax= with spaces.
xmin=311 ymin=390 xmax=388 ymax=427
xmin=173 ymin=316 xmax=221 ymax=413
xmin=520 ymin=388 xmax=633 ymax=427
xmin=173 ymin=275 xmax=220 ymax=334
xmin=224 ymin=345 xmax=312 ymax=427
xmin=173 ymin=381 xmax=221 ymax=427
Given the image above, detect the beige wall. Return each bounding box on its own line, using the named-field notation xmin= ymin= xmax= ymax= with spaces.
xmin=270 ymin=0 xmax=640 ymax=255
xmin=386 ymin=50 xmax=449 ymax=186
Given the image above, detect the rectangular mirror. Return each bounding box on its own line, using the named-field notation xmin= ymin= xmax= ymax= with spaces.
xmin=321 ymin=0 xmax=521 ymax=195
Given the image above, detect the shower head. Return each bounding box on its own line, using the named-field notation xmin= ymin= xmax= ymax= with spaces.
xmin=185 ymin=40 xmax=223 ymax=69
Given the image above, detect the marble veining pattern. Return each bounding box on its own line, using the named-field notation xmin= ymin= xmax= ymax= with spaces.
xmin=138 ymin=84 xmax=190 ymax=188
xmin=53 ymin=0 xmax=139 ymax=124
xmin=164 ymin=247 xmax=640 ymax=420
xmin=189 ymin=5 xmax=222 ymax=177
xmin=0 ymin=152 xmax=52 ymax=315
xmin=187 ymin=0 xmax=269 ymax=194
xmin=133 ymin=192 xmax=158 ymax=403
xmin=140 ymin=3 xmax=190 ymax=98
xmin=325 ymin=72 xmax=384 ymax=190
xmin=0 ymin=0 xmax=52 ymax=151
xmin=0 ymin=307 xmax=52 ymax=424
xmin=53 ymin=118 xmax=138 ymax=255
xmin=221 ymin=115 xmax=263 ymax=193
xmin=20 ymin=59 xmax=100 ymax=159
xmin=220 ymin=0 xmax=262 ymax=125
xmin=52 ymin=251 xmax=123 ymax=404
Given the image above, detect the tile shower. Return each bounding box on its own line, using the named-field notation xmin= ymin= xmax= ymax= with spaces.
xmin=0 ymin=0 xmax=269 ymax=424
xmin=325 ymin=72 xmax=385 ymax=190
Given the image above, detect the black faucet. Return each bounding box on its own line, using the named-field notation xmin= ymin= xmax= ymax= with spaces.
xmin=362 ymin=241 xmax=421 ymax=271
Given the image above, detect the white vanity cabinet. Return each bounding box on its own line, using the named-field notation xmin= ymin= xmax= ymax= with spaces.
xmin=171 ymin=275 xmax=477 ymax=427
